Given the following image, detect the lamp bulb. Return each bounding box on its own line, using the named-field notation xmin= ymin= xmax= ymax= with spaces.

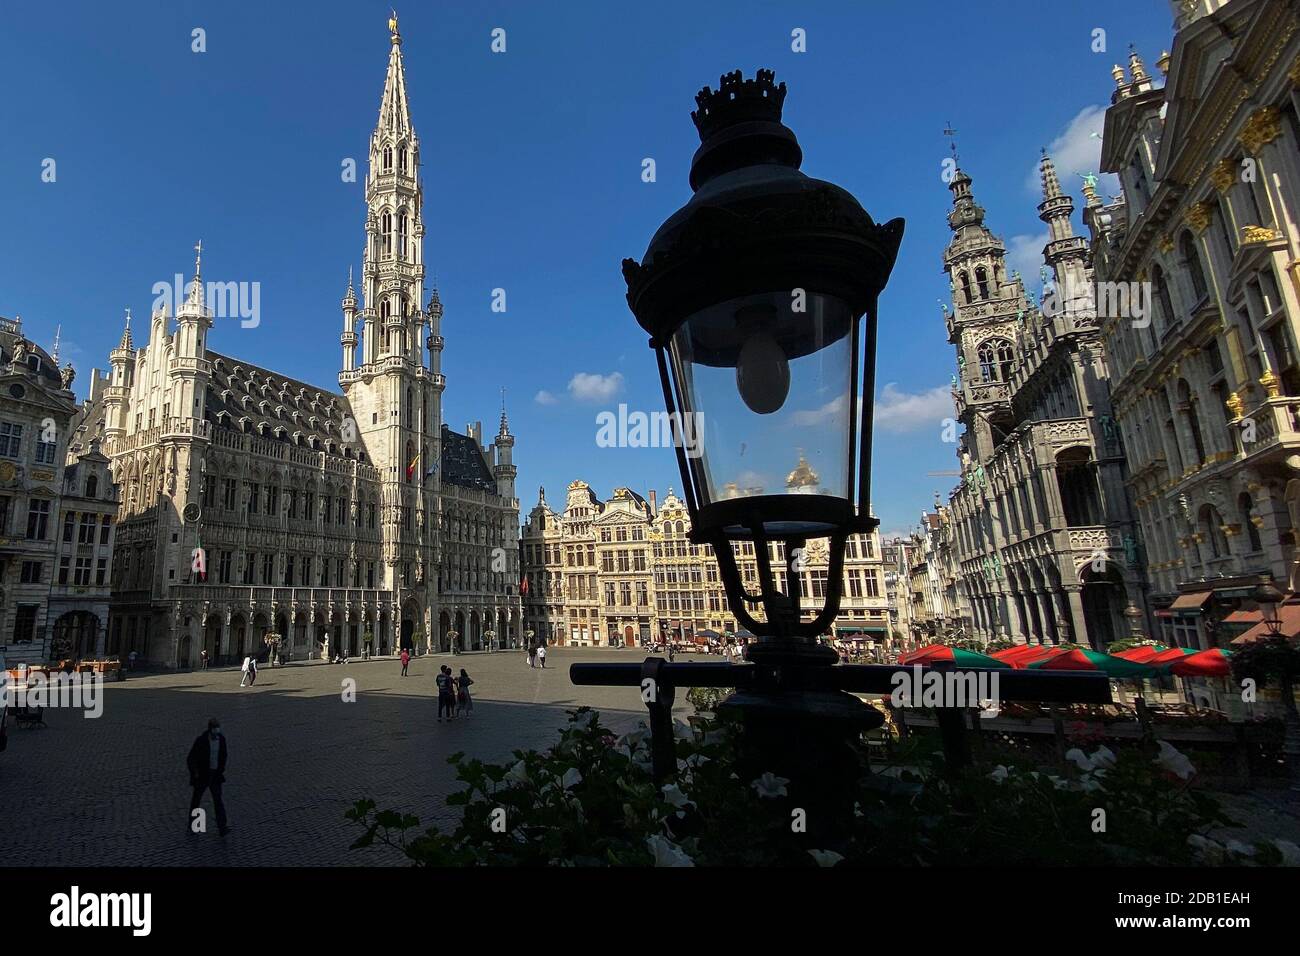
xmin=736 ymin=333 xmax=790 ymax=414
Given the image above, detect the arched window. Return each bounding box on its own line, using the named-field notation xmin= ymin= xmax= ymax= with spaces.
xmin=1180 ymin=231 xmax=1208 ymax=302
xmin=1239 ymin=492 xmax=1263 ymax=552
xmin=383 ymin=145 xmax=392 ymax=171
xmin=397 ymin=143 xmax=407 ymax=174
xmin=1152 ymin=264 xmax=1175 ymax=331
xmin=959 ymin=271 xmax=973 ymax=304
xmin=398 ymin=211 xmax=408 ymax=259
xmin=381 ymin=212 xmax=393 ymax=256
xmin=405 ymin=388 xmax=413 ymax=428
xmin=85 ymin=474 xmax=98 ymax=498
xmin=1176 ymin=379 xmax=1206 ymax=466
xmin=976 ymin=266 xmax=990 ymax=300
xmin=977 ymin=338 xmax=1015 ymax=382
xmin=1198 ymin=504 xmax=1228 ymax=559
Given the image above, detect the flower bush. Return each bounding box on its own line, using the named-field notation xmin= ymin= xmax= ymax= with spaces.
xmin=345 ymin=705 xmax=1300 ymax=866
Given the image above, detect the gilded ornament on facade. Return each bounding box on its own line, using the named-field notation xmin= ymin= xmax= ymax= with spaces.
xmin=1157 ymin=235 xmax=1175 ymax=254
xmin=1226 ymin=391 xmax=1244 ymax=419
xmin=1184 ymin=201 xmax=1212 ymax=233
xmin=1241 ymin=224 xmax=1281 ymax=245
xmin=1238 ymin=106 xmax=1282 ymax=154
xmin=1210 ymin=158 xmax=1236 ymax=193
xmin=1260 ymin=368 xmax=1281 ymax=398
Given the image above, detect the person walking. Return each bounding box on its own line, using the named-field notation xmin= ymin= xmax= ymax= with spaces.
xmin=363 ymin=626 xmax=374 ymax=661
xmin=186 ymin=718 xmax=230 ymax=836
xmin=436 ymin=665 xmax=456 ymax=722
xmin=239 ymin=656 xmax=251 ymax=687
xmin=200 ymin=648 xmax=209 ymax=671
xmin=537 ymin=642 xmax=547 ymax=669
xmin=457 ymin=668 xmax=474 ymax=717
xmin=527 ymin=643 xmax=537 ymax=668
xmin=400 ymin=647 xmax=410 ymax=677
xmin=248 ymin=655 xmax=258 ymax=685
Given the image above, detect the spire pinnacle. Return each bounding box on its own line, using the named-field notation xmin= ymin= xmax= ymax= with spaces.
xmin=1039 ymin=149 xmax=1063 ymax=200
xmin=117 ymin=309 xmax=133 ymax=351
xmin=51 ymin=324 xmax=61 ymax=364
xmin=388 ymin=9 xmax=400 ymax=45
xmin=1128 ymin=45 xmax=1149 ymax=83
xmin=499 ymin=386 xmax=510 ymax=435
xmin=377 ymin=21 xmax=413 ymax=134
xmin=1112 ymin=63 xmax=1127 ymax=88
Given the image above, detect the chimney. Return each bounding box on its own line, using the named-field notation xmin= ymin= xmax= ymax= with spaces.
xmin=649 ymin=489 xmax=658 ymax=516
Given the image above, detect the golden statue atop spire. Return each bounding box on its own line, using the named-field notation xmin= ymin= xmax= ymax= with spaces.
xmin=785 ymin=451 xmax=820 ymax=492
xmin=388 ymin=10 xmax=400 ymax=41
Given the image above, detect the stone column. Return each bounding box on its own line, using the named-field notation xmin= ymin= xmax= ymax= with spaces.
xmin=219 ymin=611 xmax=231 ymax=663
xmin=1063 ymin=587 xmax=1088 ymax=648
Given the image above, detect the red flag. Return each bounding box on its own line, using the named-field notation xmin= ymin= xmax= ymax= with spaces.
xmin=520 ymin=575 xmax=529 ymax=596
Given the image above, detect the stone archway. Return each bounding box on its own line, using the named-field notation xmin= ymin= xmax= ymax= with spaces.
xmin=1078 ymin=559 xmax=1125 ymax=650
xmin=203 ymin=614 xmax=222 ymax=665
xmin=230 ymin=613 xmax=247 ymax=660
xmin=51 ymin=611 xmax=99 ymax=661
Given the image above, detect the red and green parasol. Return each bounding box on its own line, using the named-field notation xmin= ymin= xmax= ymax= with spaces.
xmin=1025 ymin=646 xmax=1161 ymax=679
xmin=1169 ymin=647 xmax=1232 ymax=677
xmin=899 ymin=644 xmax=1009 ymax=668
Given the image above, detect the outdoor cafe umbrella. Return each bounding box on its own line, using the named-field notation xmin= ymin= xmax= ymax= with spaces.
xmin=1169 ymin=647 xmax=1232 ymax=678
xmin=991 ymin=644 xmax=1056 ymax=666
xmin=1025 ymin=646 xmax=1161 ymax=679
xmin=900 ymin=644 xmax=1010 ymax=668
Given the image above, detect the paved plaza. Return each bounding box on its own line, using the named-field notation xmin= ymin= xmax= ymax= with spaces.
xmin=1 ymin=647 xmax=702 ymax=866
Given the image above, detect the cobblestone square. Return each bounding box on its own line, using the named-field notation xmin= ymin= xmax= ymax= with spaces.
xmin=0 ymin=647 xmax=700 ymax=866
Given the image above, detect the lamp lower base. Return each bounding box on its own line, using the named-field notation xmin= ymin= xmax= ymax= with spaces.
xmin=718 ymin=686 xmax=882 ymax=850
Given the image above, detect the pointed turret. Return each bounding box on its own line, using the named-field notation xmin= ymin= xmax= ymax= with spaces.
xmin=341 ymin=266 xmax=358 ymax=371
xmin=1037 ymin=151 xmax=1090 ymax=319
xmin=378 ymin=12 xmax=414 ymax=137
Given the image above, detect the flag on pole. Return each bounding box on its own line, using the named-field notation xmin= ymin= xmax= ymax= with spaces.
xmin=406 ymin=449 xmax=420 ymax=481
xmin=520 ymin=575 xmax=529 ymax=596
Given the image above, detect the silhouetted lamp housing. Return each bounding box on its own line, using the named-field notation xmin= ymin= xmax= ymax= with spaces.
xmin=622 ymin=69 xmax=903 ymax=641
xmin=1253 ymin=580 xmax=1285 ymax=636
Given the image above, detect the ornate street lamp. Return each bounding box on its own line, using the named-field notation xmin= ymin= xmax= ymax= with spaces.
xmin=621 ymin=69 xmax=903 ymax=659
xmin=573 ymin=69 xmax=1113 ymax=846
xmin=1252 ymin=580 xmax=1284 ymax=636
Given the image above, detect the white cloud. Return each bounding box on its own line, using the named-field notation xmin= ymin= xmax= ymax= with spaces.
xmin=789 ymin=395 xmax=848 ymax=428
xmin=873 ymin=382 xmax=954 ymax=434
xmin=1006 ymin=231 xmax=1049 ymax=288
xmin=534 ymin=389 xmax=559 ymax=406
xmin=1025 ymin=104 xmax=1121 ymax=198
xmin=567 ymin=371 xmax=625 ymax=403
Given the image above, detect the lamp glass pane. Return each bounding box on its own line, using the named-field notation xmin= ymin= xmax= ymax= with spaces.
xmin=667 ymin=291 xmax=855 ymax=511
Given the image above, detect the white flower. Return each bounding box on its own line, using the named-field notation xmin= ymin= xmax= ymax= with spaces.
xmin=572 ymin=710 xmax=599 ymax=730
xmin=661 ymin=783 xmax=693 ymax=811
xmin=673 ymin=719 xmax=694 ymax=740
xmin=808 ymin=849 xmax=844 ymax=867
xmin=1275 ymin=840 xmax=1300 ymax=866
xmin=646 ymin=834 xmax=695 ymax=867
xmin=988 ymin=765 xmax=1009 ymax=784
xmin=1154 ymin=740 xmax=1196 ymax=781
xmin=1046 ymin=774 xmax=1070 ymax=791
xmin=1065 ymin=748 xmax=1095 ymax=772
xmin=1090 ymin=745 xmax=1117 ymax=770
xmin=751 ymin=772 xmax=790 ymax=799
xmin=1187 ymin=834 xmax=1228 ymax=864
xmin=504 ymin=760 xmax=529 ymax=784
xmin=561 ymin=767 xmax=583 ymax=790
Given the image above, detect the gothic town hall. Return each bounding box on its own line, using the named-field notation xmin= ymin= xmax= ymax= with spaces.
xmin=76 ymin=20 xmax=522 ymax=666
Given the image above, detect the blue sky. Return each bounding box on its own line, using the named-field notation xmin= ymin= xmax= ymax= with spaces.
xmin=0 ymin=0 xmax=1174 ymax=537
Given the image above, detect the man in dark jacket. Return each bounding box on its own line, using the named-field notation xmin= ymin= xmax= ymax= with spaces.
xmin=187 ymin=717 xmax=230 ymax=836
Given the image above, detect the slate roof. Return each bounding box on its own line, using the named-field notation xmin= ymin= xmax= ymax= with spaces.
xmin=204 ymin=350 xmax=353 ymax=448
xmin=440 ymin=424 xmax=496 ymax=492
